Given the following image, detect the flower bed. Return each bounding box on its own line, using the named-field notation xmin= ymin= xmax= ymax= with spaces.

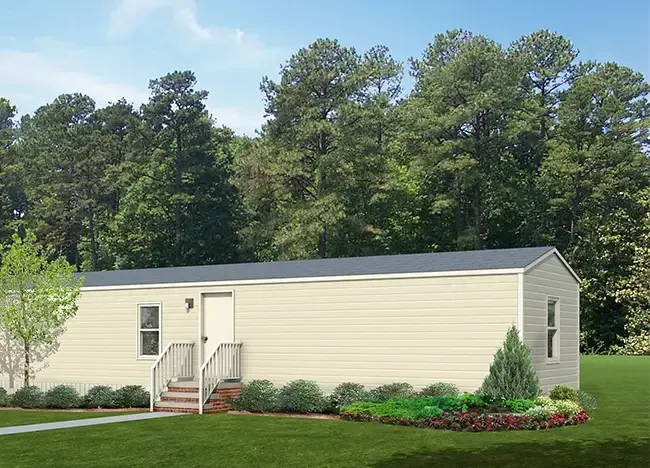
xmin=226 ymin=329 xmax=595 ymax=432
xmin=341 ymin=409 xmax=590 ymax=432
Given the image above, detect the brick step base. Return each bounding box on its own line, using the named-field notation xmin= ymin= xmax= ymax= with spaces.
xmin=154 ymin=383 xmax=241 ymax=414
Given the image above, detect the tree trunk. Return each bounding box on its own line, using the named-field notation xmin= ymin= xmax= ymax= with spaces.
xmin=474 ymin=190 xmax=482 ymax=250
xmin=455 ymin=178 xmax=463 ymax=248
xmin=23 ymin=340 xmax=30 ymax=387
xmin=175 ymin=129 xmax=183 ymax=264
xmin=4 ymin=330 xmax=15 ymax=390
xmin=319 ymin=228 xmax=327 ymax=259
xmin=88 ymin=208 xmax=99 ymax=271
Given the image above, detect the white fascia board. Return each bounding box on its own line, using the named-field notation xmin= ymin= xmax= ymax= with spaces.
xmin=80 ymin=267 xmax=524 ymax=292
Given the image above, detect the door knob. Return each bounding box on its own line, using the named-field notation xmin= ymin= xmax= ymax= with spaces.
xmin=202 ymin=336 xmax=208 ymax=343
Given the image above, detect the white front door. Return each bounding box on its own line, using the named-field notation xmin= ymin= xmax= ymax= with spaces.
xmin=201 ymin=292 xmax=234 ymax=363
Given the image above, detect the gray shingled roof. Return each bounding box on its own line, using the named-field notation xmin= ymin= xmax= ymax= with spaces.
xmin=78 ymin=246 xmax=555 ymax=287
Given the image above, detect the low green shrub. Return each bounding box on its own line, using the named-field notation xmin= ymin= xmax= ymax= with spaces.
xmin=228 ymin=380 xmax=278 ymax=412
xmin=576 ymin=390 xmax=597 ymax=412
xmin=85 ymin=385 xmax=118 ymax=409
xmin=524 ymin=405 xmax=553 ymax=421
xmin=329 ymin=382 xmax=368 ymax=410
xmin=419 ymin=382 xmax=460 ymax=397
xmin=503 ymin=398 xmax=535 ymax=413
xmin=533 ymin=396 xmax=554 ymax=407
xmin=341 ymin=394 xmax=486 ymax=421
xmin=532 ymin=396 xmax=581 ymax=416
xmin=552 ymin=399 xmax=581 ymax=415
xmin=414 ymin=405 xmax=443 ymax=419
xmin=44 ymin=385 xmax=81 ymax=409
xmin=115 ymin=385 xmax=149 ymax=408
xmin=12 ymin=386 xmax=44 ymax=409
xmin=278 ymin=380 xmax=326 ymax=413
xmin=369 ymin=382 xmax=414 ymax=402
xmin=342 ymin=400 xmax=418 ymax=419
xmin=549 ymin=385 xmax=579 ymax=402
xmin=0 ymin=387 xmax=8 ymax=407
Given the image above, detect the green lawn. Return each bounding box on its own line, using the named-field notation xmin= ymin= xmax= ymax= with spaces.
xmin=0 ymin=356 xmax=648 ymax=468
xmin=0 ymin=410 xmax=140 ymax=428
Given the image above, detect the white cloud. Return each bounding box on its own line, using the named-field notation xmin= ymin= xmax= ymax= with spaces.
xmin=108 ymin=0 xmax=281 ymax=65
xmin=0 ymin=43 xmax=265 ymax=135
xmin=209 ymin=105 xmax=266 ymax=136
xmin=109 ymin=0 xmax=213 ymax=41
xmin=0 ymin=49 xmax=148 ymax=111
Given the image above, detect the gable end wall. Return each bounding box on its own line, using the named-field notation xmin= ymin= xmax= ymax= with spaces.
xmin=523 ymin=254 xmax=580 ymax=391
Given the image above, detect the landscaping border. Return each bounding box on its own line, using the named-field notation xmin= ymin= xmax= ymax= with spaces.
xmin=228 ymin=410 xmax=340 ymax=420
xmin=341 ymin=410 xmax=590 ymax=432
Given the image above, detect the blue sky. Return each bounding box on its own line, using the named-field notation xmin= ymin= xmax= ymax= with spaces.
xmin=1 ymin=0 xmax=648 ymax=135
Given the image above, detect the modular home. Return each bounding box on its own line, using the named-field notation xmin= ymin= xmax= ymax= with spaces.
xmin=0 ymin=246 xmax=580 ymax=413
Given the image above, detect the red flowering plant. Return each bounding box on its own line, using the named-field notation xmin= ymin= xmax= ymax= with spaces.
xmin=340 ymin=410 xmax=590 ymax=432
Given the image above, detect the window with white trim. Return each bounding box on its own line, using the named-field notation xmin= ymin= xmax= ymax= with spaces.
xmin=547 ymin=298 xmax=559 ymax=361
xmin=138 ymin=304 xmax=161 ymax=358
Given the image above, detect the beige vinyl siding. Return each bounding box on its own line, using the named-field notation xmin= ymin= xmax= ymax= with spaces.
xmin=17 ymin=288 xmax=202 ymax=388
xmin=234 ymin=274 xmax=518 ymax=392
xmin=523 ymin=254 xmax=580 ymax=391
xmin=1 ymin=273 xmax=520 ymax=392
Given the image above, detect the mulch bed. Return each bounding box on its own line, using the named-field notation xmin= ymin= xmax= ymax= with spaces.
xmin=228 ymin=410 xmax=340 ymax=420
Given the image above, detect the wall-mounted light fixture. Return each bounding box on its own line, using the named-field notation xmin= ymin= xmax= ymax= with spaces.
xmin=184 ymin=298 xmax=194 ymax=313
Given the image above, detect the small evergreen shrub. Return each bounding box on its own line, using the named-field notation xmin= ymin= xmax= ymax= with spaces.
xmin=0 ymin=387 xmax=8 ymax=407
xmin=278 ymin=380 xmax=326 ymax=413
xmin=44 ymin=385 xmax=81 ymax=409
xmin=115 ymin=385 xmax=150 ymax=408
xmin=228 ymin=380 xmax=278 ymax=412
xmin=419 ymin=382 xmax=460 ymax=397
xmin=369 ymin=382 xmax=414 ymax=402
xmin=576 ymin=390 xmax=597 ymax=412
xmin=12 ymin=386 xmax=44 ymax=409
xmin=549 ymin=384 xmax=579 ymax=402
xmin=479 ymin=326 xmax=541 ymax=400
xmin=85 ymin=385 xmax=118 ymax=409
xmin=329 ymin=382 xmax=369 ymax=410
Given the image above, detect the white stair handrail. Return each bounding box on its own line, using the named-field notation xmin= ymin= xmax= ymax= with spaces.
xmin=150 ymin=341 xmax=195 ymax=411
xmin=199 ymin=342 xmax=242 ymax=414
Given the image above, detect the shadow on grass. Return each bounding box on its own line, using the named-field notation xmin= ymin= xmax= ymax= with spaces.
xmin=374 ymin=437 xmax=650 ymax=468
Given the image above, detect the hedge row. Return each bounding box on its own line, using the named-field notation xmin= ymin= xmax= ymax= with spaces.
xmin=0 ymin=385 xmax=150 ymax=409
xmin=228 ymin=379 xmax=462 ymax=414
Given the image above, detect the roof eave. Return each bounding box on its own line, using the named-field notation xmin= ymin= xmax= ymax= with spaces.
xmin=79 ymin=267 xmax=525 ymax=291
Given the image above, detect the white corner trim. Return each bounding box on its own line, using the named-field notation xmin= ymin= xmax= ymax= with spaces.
xmin=523 ymin=248 xmax=581 ymax=283
xmin=80 ymin=268 xmax=524 ymax=292
xmin=517 ymin=273 xmax=524 ymax=337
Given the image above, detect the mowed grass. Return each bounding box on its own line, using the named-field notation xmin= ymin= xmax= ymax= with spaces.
xmin=0 ymin=410 xmax=138 ymax=428
xmin=0 ymin=356 xmax=648 ymax=468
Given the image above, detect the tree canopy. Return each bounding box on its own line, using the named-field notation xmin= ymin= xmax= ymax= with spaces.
xmin=0 ymin=30 xmax=648 ymax=354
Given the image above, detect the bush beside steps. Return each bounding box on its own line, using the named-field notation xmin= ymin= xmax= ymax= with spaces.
xmin=0 ymin=385 xmax=150 ymax=410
